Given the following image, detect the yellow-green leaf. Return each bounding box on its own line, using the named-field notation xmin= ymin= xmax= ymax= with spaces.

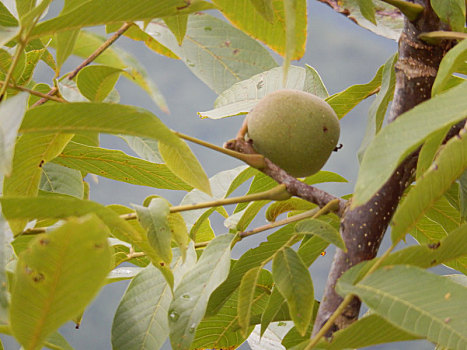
xmin=272 ymin=247 xmax=314 ymax=336
xmin=213 ymin=0 xmax=307 ymax=59
xmin=10 ymin=215 xmax=112 ymax=350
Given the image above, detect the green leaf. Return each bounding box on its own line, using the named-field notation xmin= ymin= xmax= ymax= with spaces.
xmin=356 ymin=0 xmax=376 ymax=24
xmin=0 ymin=92 xmax=28 ymax=176
xmin=169 ymin=234 xmax=234 ymax=350
xmin=0 ymin=26 xmax=20 ymax=50
xmin=55 ymin=30 xmax=79 ymax=70
xmin=112 ymin=246 xmax=196 ymax=350
xmin=354 ymin=81 xmax=467 ymax=207
xmin=358 ymin=53 xmax=397 ymax=162
xmin=206 ymin=224 xmax=295 ymax=317
xmin=135 ymin=198 xmax=173 ymax=264
xmin=68 ymin=30 xmax=170 ymax=112
xmin=342 ymin=223 xmax=467 ymax=287
xmin=76 ymin=65 xmax=122 ymax=102
xmin=459 ymin=170 xmax=467 ymax=220
xmin=212 ymin=0 xmax=307 ymax=59
xmin=260 ymin=287 xmax=290 ymax=336
xmin=17 ymin=47 xmax=47 ymax=86
xmin=52 ymin=141 xmax=191 ymax=191
xmin=0 ymin=2 xmax=18 ymax=27
xmin=250 ymin=0 xmax=275 ymax=22
xmin=119 ymin=135 xmax=163 ymax=163
xmin=430 ymin=0 xmax=466 ymax=32
xmin=282 ymin=0 xmax=297 ymax=84
xmin=391 ymin=126 xmax=467 ymax=242
xmin=337 ymin=265 xmax=467 ymax=349
xmin=168 ymin=212 xmax=189 ymax=261
xmin=163 ymin=15 xmax=188 ymax=45
xmin=225 ymin=200 xmax=270 ymax=232
xmin=0 ymin=214 xmax=11 ymax=324
xmin=159 ymin=140 xmax=212 ymax=196
xmin=40 ymin=162 xmax=84 ymax=199
xmin=238 ymin=266 xmax=262 ymax=336
xmin=10 ymin=215 xmax=112 ymax=350
xmin=432 ymin=38 xmax=467 ymax=96
xmin=0 ymin=196 xmax=173 ymax=280
xmin=295 ymin=219 xmax=345 ymax=250
xmin=326 ymin=64 xmax=383 ymax=119
xmin=199 ymin=65 xmax=327 ymax=119
xmin=20 ymin=102 xmax=210 ymax=194
xmin=29 ymin=0 xmax=214 ymax=38
xmin=106 ymin=22 xmax=178 ymax=59
xmin=272 ymin=247 xmax=314 ymax=336
xmin=112 ymin=265 xmax=172 ymax=349
xmin=416 ymin=126 xmax=450 ymax=179
xmin=143 ymin=14 xmax=278 ymax=94
xmin=21 ymin=102 xmax=178 ymax=145
xmin=3 ymin=133 xmax=73 ymax=233
xmin=316 ymin=314 xmax=420 ymax=349
xmin=107 ymin=267 xmax=143 ymax=283
xmin=0 ymin=49 xmax=24 ymax=83
xmin=266 ymin=198 xmax=315 ymax=222
xmin=192 ymin=273 xmax=272 ymax=349
xmin=234 ymin=172 xmax=276 ymax=213
xmin=26 ymin=83 xmax=50 ymax=107
xmin=179 ymin=166 xmax=248 ymax=238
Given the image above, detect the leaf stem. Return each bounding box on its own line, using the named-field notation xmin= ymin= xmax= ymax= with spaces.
xmin=174 ymin=131 xmax=267 ymax=169
xmin=379 ymin=0 xmax=424 ymax=21
xmin=419 ymin=31 xmax=467 ymax=43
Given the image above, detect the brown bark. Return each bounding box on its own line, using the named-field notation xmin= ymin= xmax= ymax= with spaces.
xmin=312 ymin=0 xmax=456 ymax=337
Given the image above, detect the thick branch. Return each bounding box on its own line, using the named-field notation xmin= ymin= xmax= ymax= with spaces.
xmin=224 ymin=138 xmax=347 ymax=216
xmin=312 ymin=0 xmax=456 ymax=337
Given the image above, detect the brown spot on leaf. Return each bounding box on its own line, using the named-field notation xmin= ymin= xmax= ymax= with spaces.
xmin=233 ymin=49 xmax=239 ymax=55
xmin=39 ymin=238 xmax=49 ymax=246
xmin=38 ymin=160 xmax=45 ymax=167
xmin=33 ymin=272 xmax=45 ymax=282
xmin=428 ymin=242 xmax=440 ymax=249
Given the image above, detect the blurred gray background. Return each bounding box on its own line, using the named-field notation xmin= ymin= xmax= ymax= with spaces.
xmin=1 ymin=0 xmax=441 ymax=349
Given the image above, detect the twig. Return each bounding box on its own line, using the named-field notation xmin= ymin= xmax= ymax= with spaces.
xmin=239 ymin=208 xmax=320 ymax=238
xmin=239 ymin=198 xmax=340 ymax=239
xmin=224 ymin=138 xmax=347 ymax=216
xmin=0 ymin=83 xmax=66 ymax=103
xmin=31 ymin=87 xmax=59 ymax=107
xmin=67 ymin=22 xmax=134 ymax=80
xmin=32 ymin=22 xmax=133 ymax=107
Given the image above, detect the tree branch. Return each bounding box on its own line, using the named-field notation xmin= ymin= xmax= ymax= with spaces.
xmin=312 ymin=0 xmax=456 ymax=338
xmin=32 ymin=22 xmax=133 ymax=107
xmin=224 ymin=138 xmax=347 ymax=216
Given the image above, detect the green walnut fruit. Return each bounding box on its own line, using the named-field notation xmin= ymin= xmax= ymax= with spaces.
xmin=246 ymin=89 xmax=340 ymax=177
